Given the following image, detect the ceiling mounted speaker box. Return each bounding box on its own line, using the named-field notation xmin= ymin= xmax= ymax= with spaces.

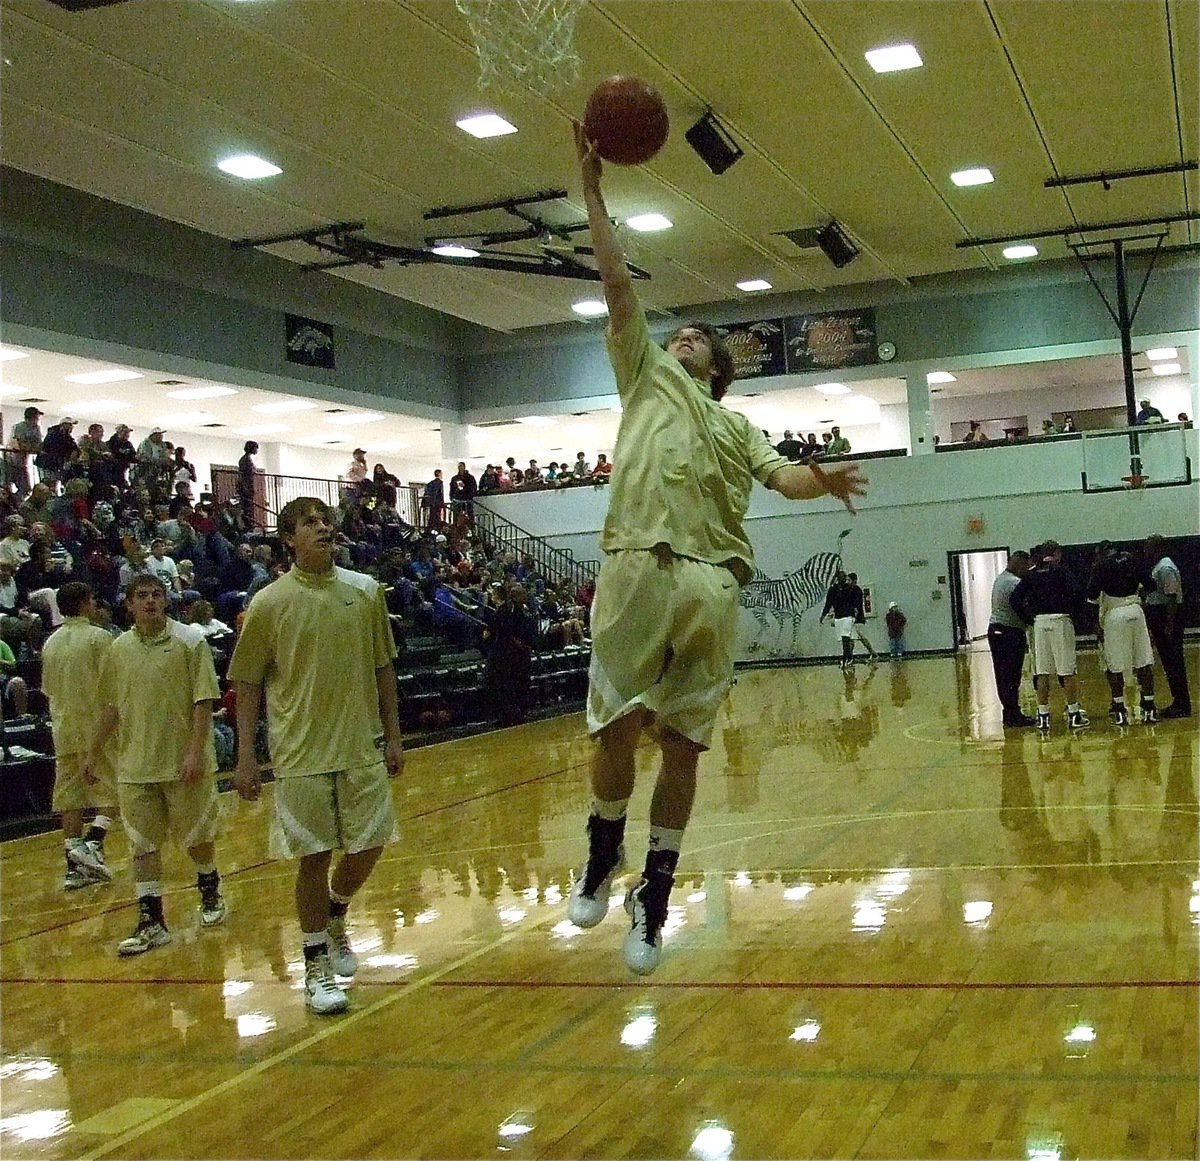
xmin=684 ymin=110 xmax=744 ymax=176
xmin=816 ymin=221 xmax=859 ymax=268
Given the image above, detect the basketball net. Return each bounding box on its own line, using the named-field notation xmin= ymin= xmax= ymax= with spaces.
xmin=1121 ymin=472 xmax=1149 ymax=489
xmin=456 ymin=0 xmax=584 ymax=94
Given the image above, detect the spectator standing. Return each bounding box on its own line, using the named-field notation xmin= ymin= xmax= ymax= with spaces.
xmin=421 ymin=469 xmax=446 ymax=530
xmin=106 ymin=424 xmax=137 ymax=489
xmin=800 ymin=433 xmax=821 ymax=461
xmin=1143 ymin=534 xmax=1191 ymax=718
xmin=37 ymin=417 xmax=79 ymax=487
xmin=86 ymin=573 xmax=226 ymax=955
xmin=8 ymin=406 xmax=43 ymax=498
xmin=826 ymin=426 xmax=851 ymax=455
xmin=986 ymin=550 xmax=1034 ymax=728
xmin=229 ymin=497 xmax=404 ymax=1016
xmin=964 ymin=420 xmax=989 ymax=444
xmin=482 ymin=581 xmax=536 ymax=726
xmin=591 ymin=453 xmax=612 ymax=480
xmin=345 ymin=448 xmax=369 ymax=495
xmin=1135 ymin=398 xmax=1166 ymax=425
xmin=775 ymin=430 xmax=802 ymax=461
xmin=237 ymin=441 xmax=259 ymax=527
xmin=449 ymin=461 xmax=477 ymax=527
xmin=572 ymin=451 xmax=591 ymax=478
xmin=136 ymin=427 xmax=172 ymax=494
xmin=885 ymin=601 xmax=907 ymax=658
xmin=42 ymin=581 xmax=120 ymax=890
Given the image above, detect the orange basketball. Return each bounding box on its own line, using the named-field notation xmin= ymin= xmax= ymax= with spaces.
xmin=582 ymin=76 xmax=669 ymax=166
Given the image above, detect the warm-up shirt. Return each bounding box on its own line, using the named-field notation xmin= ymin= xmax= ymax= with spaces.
xmin=42 ymin=616 xmax=113 ymax=757
xmin=227 ymin=564 xmax=396 ymax=778
xmin=1009 ymin=562 xmax=1080 ymax=622
xmin=102 ymin=620 xmax=219 ymax=783
xmin=601 ymin=307 xmax=788 ymax=584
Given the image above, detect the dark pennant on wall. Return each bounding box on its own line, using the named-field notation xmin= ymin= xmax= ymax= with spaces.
xmin=285 ymin=315 xmax=335 ymax=370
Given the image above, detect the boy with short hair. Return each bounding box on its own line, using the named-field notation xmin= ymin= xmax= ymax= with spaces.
xmin=87 ymin=574 xmax=226 ymax=955
xmin=42 ymin=581 xmax=120 ymax=889
xmin=229 ymin=497 xmax=404 ymax=1015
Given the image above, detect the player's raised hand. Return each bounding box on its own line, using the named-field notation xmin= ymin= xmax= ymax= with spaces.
xmin=809 ymin=461 xmax=869 ymax=514
xmin=573 ymin=119 xmax=602 ymax=186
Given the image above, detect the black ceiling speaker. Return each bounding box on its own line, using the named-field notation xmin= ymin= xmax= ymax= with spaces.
xmin=684 ymin=110 xmax=744 ymax=176
xmin=45 ymin=0 xmax=134 ymax=9
xmin=816 ymin=220 xmax=859 ymax=268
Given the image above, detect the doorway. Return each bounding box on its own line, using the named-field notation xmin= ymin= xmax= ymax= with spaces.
xmin=947 ymin=548 xmax=1009 ymax=647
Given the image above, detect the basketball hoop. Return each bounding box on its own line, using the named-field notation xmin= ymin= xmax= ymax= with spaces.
xmin=1121 ymin=472 xmax=1149 ymax=489
xmin=455 ymin=0 xmax=584 ymax=94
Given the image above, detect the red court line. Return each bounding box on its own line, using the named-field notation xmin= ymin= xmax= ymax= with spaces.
xmin=430 ymin=978 xmax=1200 ymax=991
xmin=4 ymin=975 xmax=1198 ymax=990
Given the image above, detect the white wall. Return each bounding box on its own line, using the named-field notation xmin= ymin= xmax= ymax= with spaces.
xmin=479 ymin=431 xmax=1200 ymax=659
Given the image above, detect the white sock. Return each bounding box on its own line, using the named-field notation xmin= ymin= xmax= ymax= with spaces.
xmin=647 ymin=825 xmax=684 ymax=854
xmin=592 ymin=798 xmax=629 ymax=822
xmin=1037 ymin=704 xmax=1050 ymax=715
xmin=135 ymin=880 xmax=162 ymax=899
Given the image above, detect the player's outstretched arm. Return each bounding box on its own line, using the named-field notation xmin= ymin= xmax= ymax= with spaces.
xmin=574 ymin=120 xmax=636 ymax=333
xmin=767 ymin=461 xmax=868 ymax=514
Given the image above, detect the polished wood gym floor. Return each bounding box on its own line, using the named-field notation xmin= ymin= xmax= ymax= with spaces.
xmin=2 ymin=647 xmax=1197 ymax=1160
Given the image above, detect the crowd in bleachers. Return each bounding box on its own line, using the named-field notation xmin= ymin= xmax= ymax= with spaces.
xmin=476 ymin=452 xmax=612 ymax=494
xmin=0 ymin=420 xmax=598 ymax=779
xmin=770 ymin=427 xmax=852 ymax=461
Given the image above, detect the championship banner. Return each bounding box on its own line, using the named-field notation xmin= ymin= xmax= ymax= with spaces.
xmin=720 ymin=319 xmax=787 ymax=381
xmin=784 ymin=308 xmax=877 ymax=372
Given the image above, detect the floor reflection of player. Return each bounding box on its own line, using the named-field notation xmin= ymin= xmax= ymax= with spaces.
xmin=889 ymin=661 xmax=912 ymax=708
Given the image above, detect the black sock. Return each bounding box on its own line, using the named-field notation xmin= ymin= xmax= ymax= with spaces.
xmin=643 ymin=847 xmax=679 ymax=880
xmin=303 ymin=941 xmax=328 ymax=963
xmin=329 ymin=898 xmax=349 ymax=920
xmin=140 ymin=895 xmax=165 ymax=925
xmin=197 ymin=869 xmax=220 ymax=895
xmin=85 ymin=824 xmax=107 ymax=846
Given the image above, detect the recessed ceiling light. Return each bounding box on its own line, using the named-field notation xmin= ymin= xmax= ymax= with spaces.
xmin=66 ymin=399 xmax=131 ymax=414
xmin=432 ymin=244 xmax=481 ymax=258
xmin=516 ymin=416 xmax=558 ymax=427
xmin=235 ymin=424 xmax=291 ymax=436
xmin=252 ymin=399 xmax=319 ymax=414
xmin=626 ymin=213 xmax=673 ymax=232
xmin=64 ymin=368 xmax=144 ymax=384
xmin=812 ymin=382 xmax=851 ymax=396
xmin=736 ymin=279 xmax=772 ymax=292
xmin=865 ymin=43 xmax=923 ymax=73
xmin=456 ymin=113 xmax=517 ymax=138
xmin=1151 ymin=362 xmax=1182 ymax=376
xmin=155 ymin=411 xmax=219 ymax=426
xmin=951 ymin=167 xmax=994 ymax=187
xmin=1146 ymin=347 xmax=1178 ymax=361
xmin=166 ymin=385 xmax=239 ymax=400
xmin=325 ymin=411 xmax=386 ymax=425
xmin=0 ymin=347 xmax=29 ymax=362
xmin=927 ymin=371 xmax=957 ymax=384
xmin=217 ymin=154 xmax=282 ymax=179
xmin=572 ymin=299 xmax=608 ymax=317
xmin=1002 ymin=244 xmax=1038 ymax=260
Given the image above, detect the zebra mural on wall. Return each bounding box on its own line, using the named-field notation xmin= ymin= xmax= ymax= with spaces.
xmin=741 ymin=528 xmax=852 ymax=656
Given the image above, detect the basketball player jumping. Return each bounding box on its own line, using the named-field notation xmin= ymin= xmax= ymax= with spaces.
xmin=566 ymin=120 xmax=868 ymax=974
